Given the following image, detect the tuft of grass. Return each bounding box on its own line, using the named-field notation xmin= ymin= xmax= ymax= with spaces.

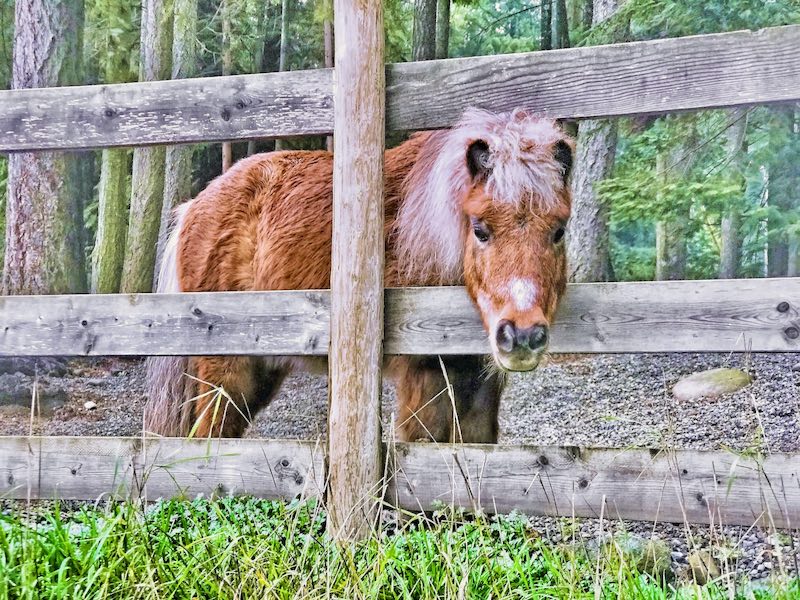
xmin=0 ymin=498 xmax=798 ymax=599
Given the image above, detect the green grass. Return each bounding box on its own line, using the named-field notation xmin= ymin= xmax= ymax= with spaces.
xmin=0 ymin=497 xmax=797 ymax=599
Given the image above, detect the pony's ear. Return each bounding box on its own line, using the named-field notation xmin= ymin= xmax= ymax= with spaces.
xmin=466 ymin=140 xmax=492 ymax=180
xmin=553 ymin=140 xmax=573 ymax=183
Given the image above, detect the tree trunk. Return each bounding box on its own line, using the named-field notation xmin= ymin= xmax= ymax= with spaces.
xmin=655 ymin=137 xmax=697 ymax=281
xmin=120 ymin=0 xmax=173 ymax=293
xmin=221 ymin=0 xmax=233 ymax=170
xmin=766 ymin=108 xmax=796 ymax=278
xmin=91 ymin=0 xmax=137 ymax=293
xmin=323 ymin=0 xmax=334 ymax=153
xmin=412 ymin=0 xmax=436 ymax=61
xmin=273 ymin=0 xmax=290 ymax=151
xmin=718 ymin=107 xmax=748 ymax=279
xmin=568 ymin=119 xmax=617 ymax=282
xmin=553 ymin=0 xmax=570 ymax=49
xmin=154 ymin=0 xmax=197 ymax=286
xmin=655 ymin=220 xmax=687 ymax=281
xmin=789 ymin=234 xmax=800 ymax=277
xmin=540 ymin=0 xmax=552 ymax=50
xmin=247 ymin=0 xmax=272 ymax=156
xmin=91 ymin=149 xmax=130 ymax=292
xmin=3 ymin=0 xmax=87 ymax=295
xmin=435 ymin=0 xmax=449 ymax=59
xmin=581 ymin=0 xmax=593 ymax=29
xmin=566 ymin=0 xmax=618 ymax=284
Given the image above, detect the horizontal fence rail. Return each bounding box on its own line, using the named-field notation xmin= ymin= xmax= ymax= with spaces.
xmin=0 ymin=279 xmax=798 ymax=357
xmin=0 ymin=26 xmax=798 ymax=151
xmin=1 ymin=436 xmax=797 ymax=528
xmin=0 ymin=437 xmax=324 ymax=501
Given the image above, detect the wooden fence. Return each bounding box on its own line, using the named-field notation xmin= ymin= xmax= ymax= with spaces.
xmin=1 ymin=19 xmax=799 ymax=537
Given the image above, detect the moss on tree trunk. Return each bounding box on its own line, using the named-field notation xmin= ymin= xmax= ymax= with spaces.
xmin=3 ymin=0 xmax=87 ymax=295
xmin=120 ymin=0 xmax=173 ymax=293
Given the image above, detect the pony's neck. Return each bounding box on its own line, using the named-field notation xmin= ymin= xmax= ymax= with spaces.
xmin=389 ymin=131 xmax=467 ymax=286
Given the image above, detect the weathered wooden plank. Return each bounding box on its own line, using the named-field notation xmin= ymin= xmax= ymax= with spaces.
xmin=389 ymin=278 xmax=800 ymax=353
xmin=388 ymin=443 xmax=800 ymax=529
xmin=327 ymin=0 xmax=386 ymax=541
xmin=0 ymin=26 xmax=798 ymax=151
xmin=0 ymin=436 xmax=324 ymax=501
xmin=0 ymin=289 xmax=330 ymax=357
xmin=0 ymin=69 xmax=333 ymax=152
xmin=0 ymin=279 xmax=798 ymax=356
xmin=387 ymin=25 xmax=800 ymax=129
xmin=1 ymin=436 xmax=797 ymax=528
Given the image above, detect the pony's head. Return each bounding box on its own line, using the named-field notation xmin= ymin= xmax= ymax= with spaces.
xmin=397 ymin=109 xmax=573 ymax=371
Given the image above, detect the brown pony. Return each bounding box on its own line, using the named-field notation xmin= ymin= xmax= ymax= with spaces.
xmin=146 ymin=108 xmax=574 ymax=443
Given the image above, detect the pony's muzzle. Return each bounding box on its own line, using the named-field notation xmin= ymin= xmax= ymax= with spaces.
xmin=494 ymin=319 xmax=548 ymax=371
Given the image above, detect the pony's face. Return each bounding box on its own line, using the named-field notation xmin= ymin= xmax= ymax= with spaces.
xmin=462 ymin=137 xmax=573 ymax=372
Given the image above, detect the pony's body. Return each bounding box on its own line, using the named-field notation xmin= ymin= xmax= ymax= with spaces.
xmin=147 ymin=110 xmax=574 ymax=442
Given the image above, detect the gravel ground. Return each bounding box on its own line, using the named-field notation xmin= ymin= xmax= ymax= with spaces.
xmin=1 ymin=352 xmax=799 ymax=584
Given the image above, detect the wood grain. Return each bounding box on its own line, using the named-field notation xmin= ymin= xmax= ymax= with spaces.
xmin=327 ymin=0 xmax=386 ymax=541
xmin=0 ymin=436 xmax=324 ymax=501
xmin=0 ymin=290 xmax=330 ymax=357
xmin=0 ymin=26 xmax=798 ymax=151
xmin=387 ymin=25 xmax=800 ymax=129
xmin=1 ymin=279 xmax=798 ymax=357
xmin=1 ymin=436 xmax=797 ymax=528
xmin=0 ymin=69 xmax=333 ymax=152
xmin=388 ymin=443 xmax=800 ymax=528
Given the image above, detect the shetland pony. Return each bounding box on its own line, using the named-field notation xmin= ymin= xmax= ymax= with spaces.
xmin=146 ymin=109 xmax=574 ymax=443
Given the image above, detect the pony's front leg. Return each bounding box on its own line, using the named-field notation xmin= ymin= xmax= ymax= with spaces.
xmin=450 ymin=358 xmax=504 ymax=444
xmin=390 ymin=356 xmax=504 ymax=444
xmin=391 ymin=356 xmax=455 ymax=443
xmin=189 ymin=356 xmax=286 ymax=438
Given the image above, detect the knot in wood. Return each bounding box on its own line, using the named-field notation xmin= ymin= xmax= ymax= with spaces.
xmin=785 ymin=326 xmax=799 ymax=340
xmin=777 ymin=301 xmax=790 ymax=313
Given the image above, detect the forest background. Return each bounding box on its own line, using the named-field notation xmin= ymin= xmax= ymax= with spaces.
xmin=0 ymin=0 xmax=799 ymax=295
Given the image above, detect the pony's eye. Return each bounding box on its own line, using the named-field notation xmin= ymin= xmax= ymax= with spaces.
xmin=552 ymin=226 xmax=566 ymax=245
xmin=473 ymin=221 xmax=491 ymax=243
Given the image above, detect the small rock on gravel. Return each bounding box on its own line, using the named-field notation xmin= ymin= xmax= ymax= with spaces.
xmin=672 ymin=367 xmax=752 ymax=401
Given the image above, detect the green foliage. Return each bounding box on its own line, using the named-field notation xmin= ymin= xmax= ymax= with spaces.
xmin=587 ymin=0 xmax=800 ymax=45
xmin=2 ymin=497 xmax=799 ymax=598
xmin=449 ymin=0 xmax=542 ymax=57
xmin=0 ymin=0 xmax=11 ymax=89
xmin=85 ymin=0 xmax=140 ymax=82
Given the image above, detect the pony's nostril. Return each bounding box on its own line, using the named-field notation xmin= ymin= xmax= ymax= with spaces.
xmin=513 ymin=325 xmax=548 ymax=351
xmin=525 ymin=325 xmax=549 ymax=350
xmin=495 ymin=320 xmax=516 ymax=354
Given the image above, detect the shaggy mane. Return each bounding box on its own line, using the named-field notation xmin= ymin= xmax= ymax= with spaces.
xmin=392 ymin=108 xmax=570 ymax=285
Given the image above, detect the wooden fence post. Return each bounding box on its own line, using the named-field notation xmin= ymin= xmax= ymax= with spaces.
xmin=327 ymin=0 xmax=385 ymax=540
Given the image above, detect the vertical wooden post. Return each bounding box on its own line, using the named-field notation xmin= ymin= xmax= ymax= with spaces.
xmin=328 ymin=0 xmax=385 ymax=541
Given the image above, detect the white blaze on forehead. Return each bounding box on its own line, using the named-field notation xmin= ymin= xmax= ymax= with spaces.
xmin=508 ymin=278 xmax=538 ymax=311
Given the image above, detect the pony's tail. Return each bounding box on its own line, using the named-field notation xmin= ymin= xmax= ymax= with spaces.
xmin=145 ymin=202 xmax=193 ymax=437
